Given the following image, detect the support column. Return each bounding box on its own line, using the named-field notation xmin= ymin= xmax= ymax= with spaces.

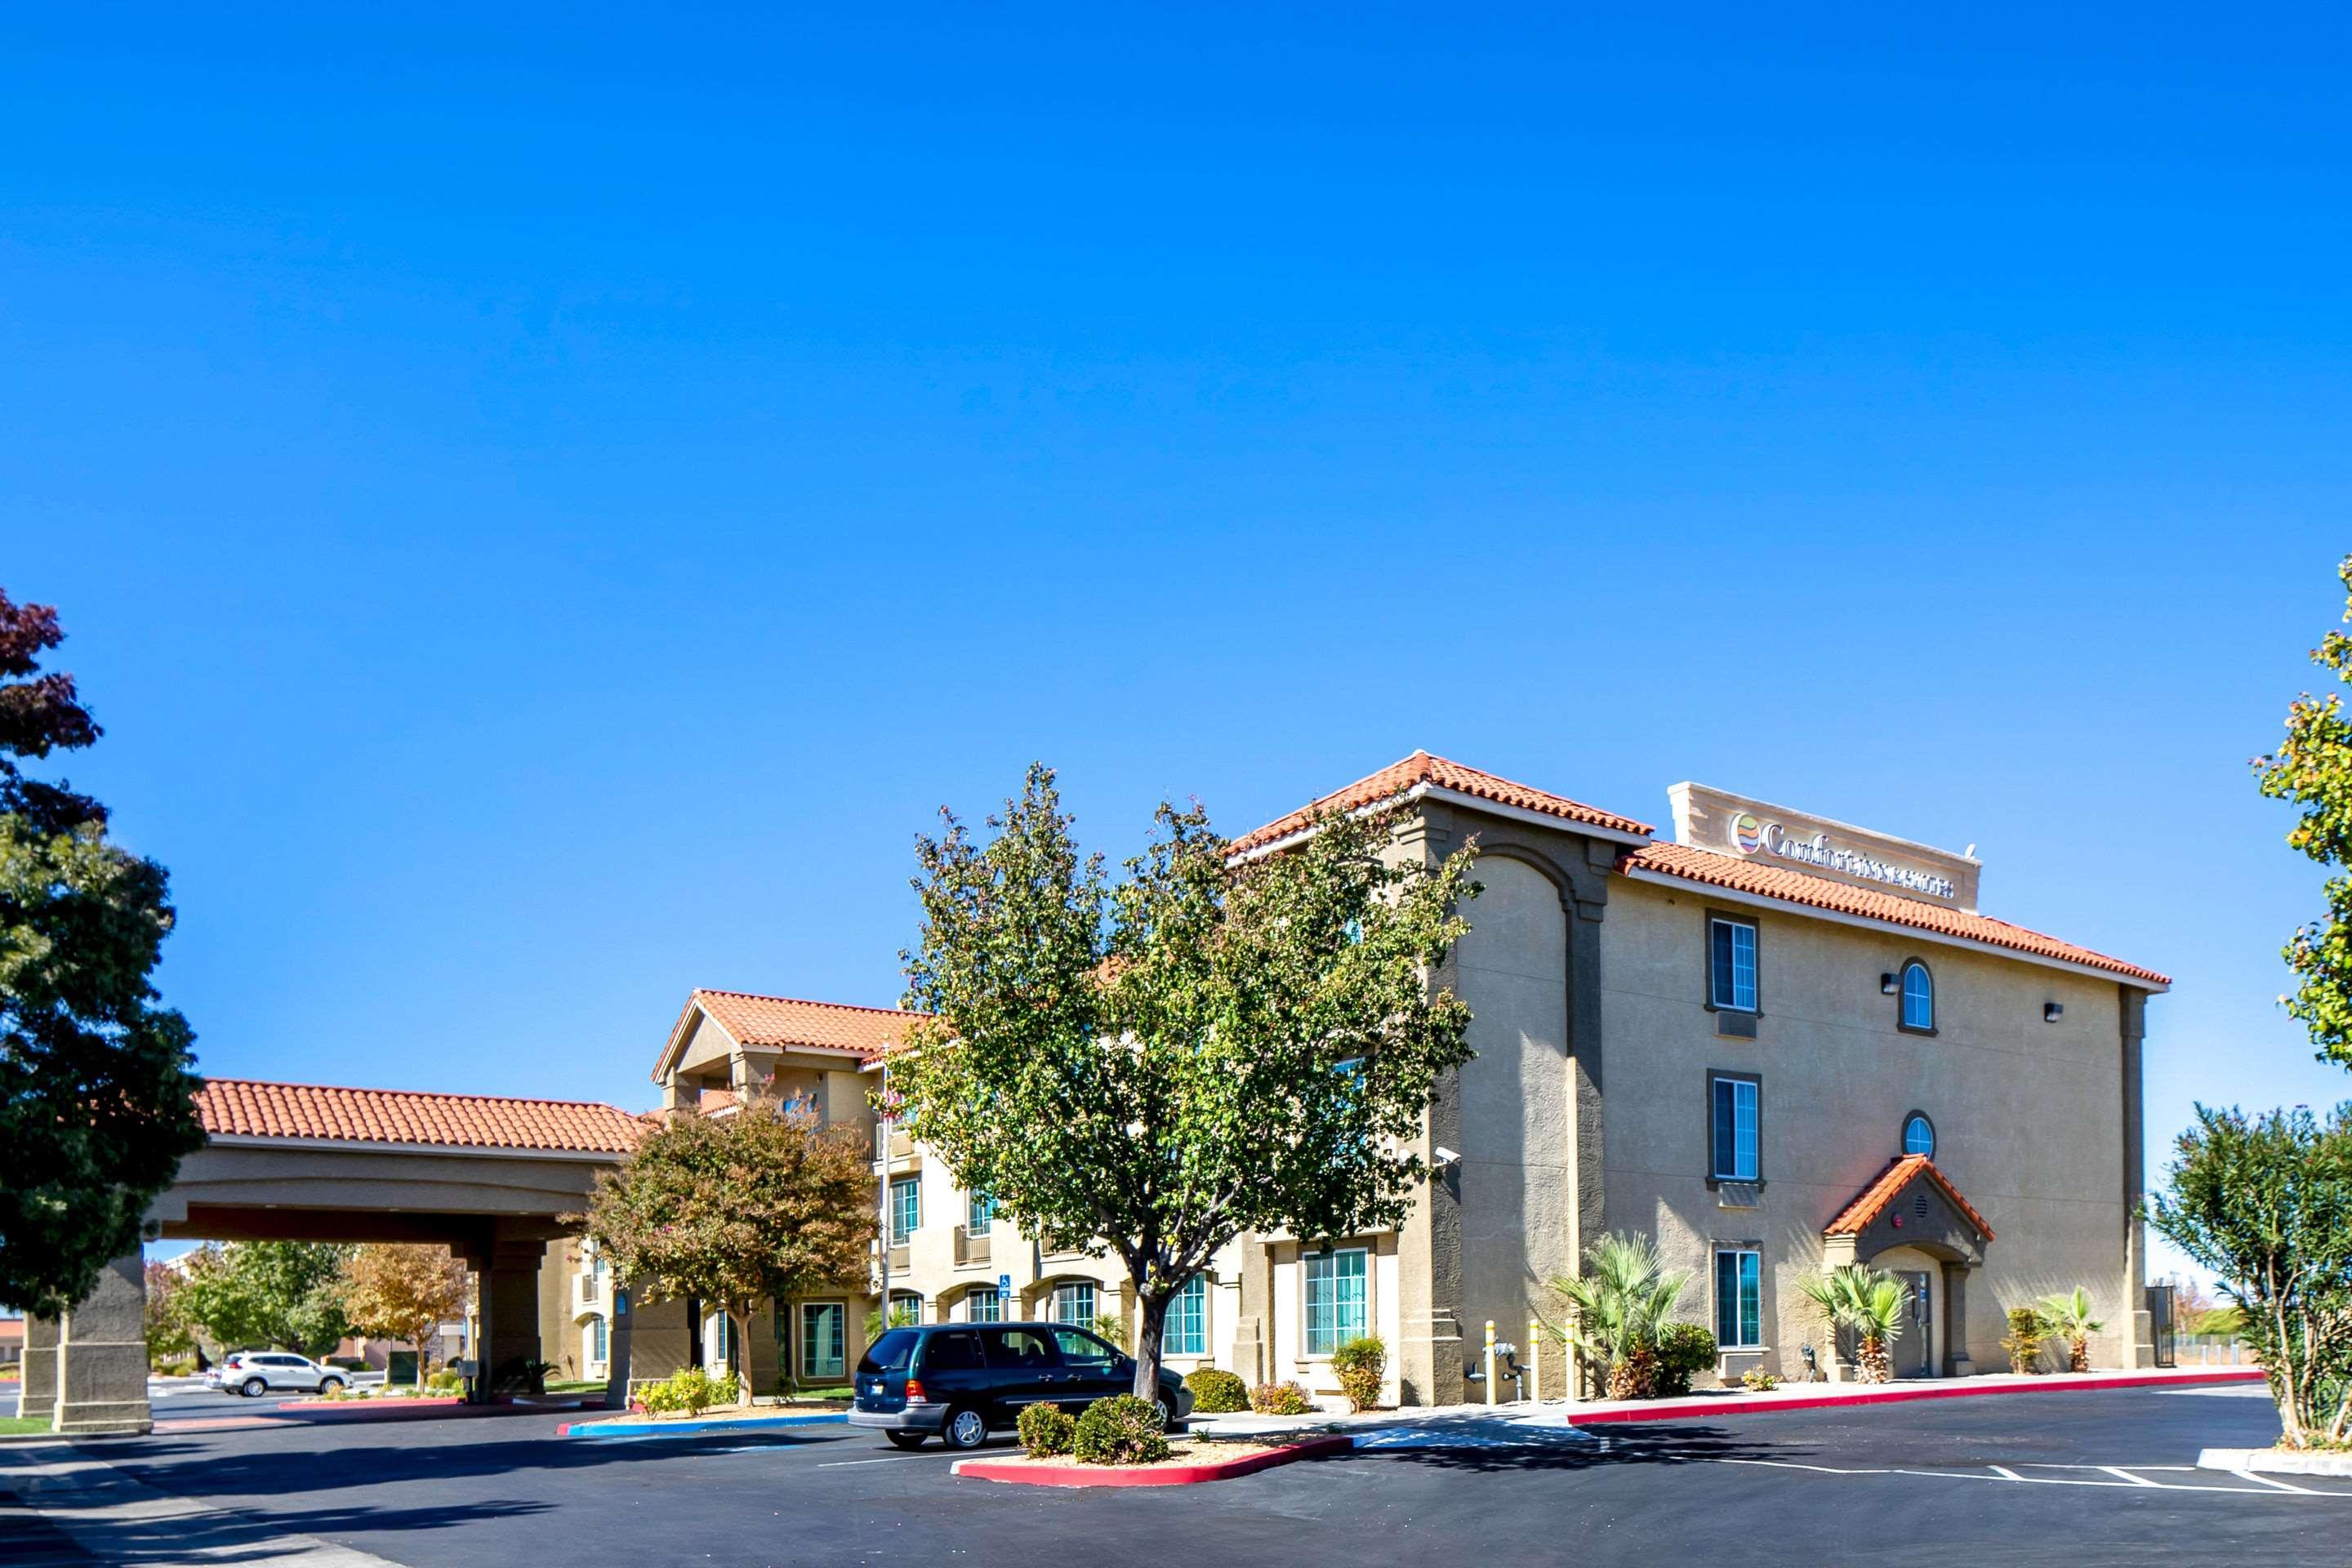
xmin=1227 ymin=1236 xmax=1272 ymax=1388
xmin=1940 ymin=1261 xmax=1976 ymax=1378
xmin=1819 ymin=1236 xmax=1859 ymax=1383
xmin=604 ymin=1281 xmax=635 ymax=1410
xmin=55 ymin=1253 xmax=151 ymax=1435
xmin=1394 ymin=807 xmax=1465 ymax=1410
xmin=2118 ymin=987 xmax=2155 ymax=1369
xmin=22 ymin=1314 xmax=60 ymax=1427
xmin=479 ymin=1243 xmax=544 ymax=1393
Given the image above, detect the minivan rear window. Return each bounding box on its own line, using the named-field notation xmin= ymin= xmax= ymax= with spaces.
xmin=858 ymin=1329 xmax=919 ymax=1375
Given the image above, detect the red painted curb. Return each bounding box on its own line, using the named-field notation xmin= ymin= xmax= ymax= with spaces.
xmin=955 ymin=1435 xmax=1355 ymax=1486
xmin=1566 ymin=1368 xmax=2264 ymax=1426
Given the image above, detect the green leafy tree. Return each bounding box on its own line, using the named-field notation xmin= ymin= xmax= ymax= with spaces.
xmin=0 ymin=590 xmax=204 ymax=1317
xmin=2256 ymin=555 xmax=2352 ymax=1068
xmin=144 ymin=1260 xmax=196 ymax=1362
xmin=893 ymin=764 xmax=1478 ymax=1404
xmin=581 ymin=1098 xmax=877 ymax=1408
xmin=175 ymin=1241 xmax=354 ymax=1356
xmin=2145 ymin=1102 xmax=2352 ymax=1449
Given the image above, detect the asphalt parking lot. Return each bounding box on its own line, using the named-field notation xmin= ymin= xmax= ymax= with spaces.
xmin=4 ymin=1383 xmax=2341 ymax=1567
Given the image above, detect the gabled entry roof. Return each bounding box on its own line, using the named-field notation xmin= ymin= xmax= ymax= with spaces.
xmin=651 ymin=988 xmax=925 ymax=1081
xmin=1824 ymin=1154 xmax=1996 ymax=1243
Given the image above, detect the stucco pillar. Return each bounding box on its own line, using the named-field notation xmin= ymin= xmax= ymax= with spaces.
xmin=1394 ymin=808 xmax=1465 ymax=1410
xmin=21 ymin=1314 xmax=60 ymax=1426
xmin=1228 ymin=1236 xmax=1272 ymax=1387
xmin=1940 ymin=1262 xmax=1976 ymax=1377
xmin=477 ymin=1243 xmax=544 ymax=1394
xmin=1818 ymin=1237 xmax=1859 ymax=1383
xmin=604 ymin=1283 xmax=635 ymax=1409
xmin=2118 ymin=987 xmax=2154 ymax=1369
xmin=55 ymin=1252 xmax=152 ymax=1435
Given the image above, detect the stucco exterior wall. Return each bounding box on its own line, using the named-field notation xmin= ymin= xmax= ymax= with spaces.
xmin=1597 ymin=875 xmax=2138 ymax=1378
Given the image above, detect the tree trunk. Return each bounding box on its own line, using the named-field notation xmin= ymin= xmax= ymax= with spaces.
xmin=1132 ymin=1290 xmax=1169 ymax=1408
xmin=732 ymin=1307 xmax=755 ymax=1408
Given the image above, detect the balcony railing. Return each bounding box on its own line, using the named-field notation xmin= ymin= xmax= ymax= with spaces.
xmin=954 ymin=1227 xmax=991 ymax=1267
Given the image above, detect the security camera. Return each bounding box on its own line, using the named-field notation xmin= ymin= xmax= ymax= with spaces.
xmin=1432 ymin=1147 xmax=1462 ymax=1169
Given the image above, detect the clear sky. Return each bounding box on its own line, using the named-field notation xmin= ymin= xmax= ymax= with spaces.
xmin=9 ymin=7 xmax=2350 ymax=1283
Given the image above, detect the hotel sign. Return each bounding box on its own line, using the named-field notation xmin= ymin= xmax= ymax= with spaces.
xmin=1668 ymin=782 xmax=1981 ymax=913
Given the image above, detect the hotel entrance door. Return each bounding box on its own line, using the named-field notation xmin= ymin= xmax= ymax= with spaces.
xmin=1895 ymin=1271 xmax=1934 ymax=1378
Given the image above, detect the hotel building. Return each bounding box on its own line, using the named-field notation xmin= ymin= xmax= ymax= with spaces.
xmin=568 ymin=752 xmax=2164 ymax=1407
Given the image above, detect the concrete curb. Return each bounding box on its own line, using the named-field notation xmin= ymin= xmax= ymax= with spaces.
xmin=555 ymin=1412 xmax=848 ymax=1439
xmin=1566 ymin=1368 xmax=2265 ymax=1427
xmin=275 ymin=1396 xmax=464 ymax=1413
xmin=2197 ymin=1446 xmax=2352 ymax=1477
xmin=953 ymin=1435 xmax=1354 ymax=1486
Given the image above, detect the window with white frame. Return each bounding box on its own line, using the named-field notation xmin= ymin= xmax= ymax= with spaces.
xmin=967 ymin=1191 xmax=994 ymax=1232
xmin=889 ymin=1290 xmax=924 ymax=1327
xmin=1708 ymin=916 xmax=1759 ymax=1012
xmin=588 ymin=1313 xmax=608 ymax=1367
xmin=1900 ymin=960 xmax=1935 ymax=1032
xmin=800 ymin=1302 xmax=844 ymax=1379
xmin=1166 ymin=1274 xmax=1208 ymax=1356
xmin=966 ymin=1286 xmax=1002 ymax=1323
xmin=1304 ymin=1249 xmax=1367 ymax=1355
xmin=1049 ymin=1281 xmax=1095 ymax=1326
xmin=1709 ymin=1075 xmax=1760 ymax=1182
xmin=705 ymin=1309 xmax=734 ymax=1370
xmin=890 ymin=1176 xmax=920 ymax=1244
xmin=1714 ymin=1250 xmax=1762 ymax=1348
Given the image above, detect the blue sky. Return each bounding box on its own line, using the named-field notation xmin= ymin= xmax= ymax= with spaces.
xmin=8 ymin=7 xmax=2351 ymax=1281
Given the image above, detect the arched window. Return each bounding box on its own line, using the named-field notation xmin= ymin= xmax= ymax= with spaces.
xmin=1903 ymin=1112 xmax=1936 ymax=1159
xmin=1900 ymin=960 xmax=1934 ymax=1031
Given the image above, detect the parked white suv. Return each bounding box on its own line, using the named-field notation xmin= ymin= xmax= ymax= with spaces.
xmin=212 ymin=1352 xmax=348 ymax=1396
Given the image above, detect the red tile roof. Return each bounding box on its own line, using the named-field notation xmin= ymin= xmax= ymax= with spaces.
xmin=1230 ymin=750 xmax=1655 ymax=854
xmin=1618 ymin=842 xmax=2169 ymax=987
xmin=1824 ymin=1154 xmax=1996 ymax=1241
xmin=0 ymin=1318 xmax=22 ymax=1345
xmin=195 ymin=1080 xmax=644 ymax=1154
xmin=653 ymin=989 xmax=926 ymax=1081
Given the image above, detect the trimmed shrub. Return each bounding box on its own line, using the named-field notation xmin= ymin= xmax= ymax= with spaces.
xmin=1185 ymin=1367 xmax=1250 ymax=1414
xmin=1330 ymin=1336 xmax=1388 ymax=1412
xmin=1017 ymin=1401 xmax=1076 ymax=1457
xmin=1740 ymin=1367 xmax=1781 ymax=1392
xmin=639 ymin=1366 xmax=739 ymax=1416
xmin=2001 ymin=1306 xmax=2049 ymax=1374
xmin=425 ymin=1368 xmax=465 ymax=1393
xmin=1071 ymin=1395 xmax=1170 ymax=1465
xmin=1250 ymin=1379 xmax=1315 ymax=1416
xmin=1654 ymin=1322 xmax=1717 ymax=1396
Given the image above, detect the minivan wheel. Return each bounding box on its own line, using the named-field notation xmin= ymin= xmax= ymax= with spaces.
xmin=942 ymin=1406 xmax=988 ymax=1451
xmin=884 ymin=1432 xmax=928 ymax=1450
xmin=1150 ymin=1396 xmax=1171 ymax=1429
xmin=241 ymin=1378 xmax=267 ymax=1397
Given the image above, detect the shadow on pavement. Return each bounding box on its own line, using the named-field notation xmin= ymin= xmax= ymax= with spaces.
xmin=1335 ymin=1421 xmax=1803 ymax=1475
xmin=7 ymin=1492 xmax=552 ymax=1564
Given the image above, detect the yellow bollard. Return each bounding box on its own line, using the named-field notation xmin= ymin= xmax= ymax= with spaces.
xmin=1529 ymin=1317 xmax=1542 ymax=1405
xmin=1483 ymin=1320 xmax=1497 ymax=1407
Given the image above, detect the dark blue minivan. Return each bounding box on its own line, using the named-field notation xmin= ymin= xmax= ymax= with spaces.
xmin=847 ymin=1321 xmax=1194 ymax=1450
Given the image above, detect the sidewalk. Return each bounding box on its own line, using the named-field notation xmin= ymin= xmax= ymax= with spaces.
xmin=0 ymin=1442 xmax=402 ymax=1565
xmin=1192 ymin=1365 xmax=2265 ymax=1444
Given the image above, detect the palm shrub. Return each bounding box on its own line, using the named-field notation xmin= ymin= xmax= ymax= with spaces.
xmin=2036 ymin=1287 xmax=2105 ymax=1373
xmin=1072 ymin=1395 xmax=1170 ymax=1465
xmin=1017 ymin=1401 xmax=1075 ymax=1457
xmin=1185 ymin=1367 xmax=1250 ymax=1414
xmin=1798 ymin=1265 xmax=1909 ymax=1383
xmin=2001 ymin=1306 xmax=2050 ymax=1374
xmin=1551 ymin=1232 xmax=1692 ymax=1400
xmin=1330 ymin=1337 xmax=1388 ymax=1412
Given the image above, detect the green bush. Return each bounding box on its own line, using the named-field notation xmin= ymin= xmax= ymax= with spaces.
xmin=1184 ymin=1367 xmax=1250 ymax=1414
xmin=425 ymin=1368 xmax=465 ymax=1393
xmin=1740 ymin=1367 xmax=1781 ymax=1392
xmin=639 ymin=1366 xmax=739 ymax=1416
xmin=1250 ymin=1379 xmax=1315 ymax=1415
xmin=1071 ymin=1395 xmax=1170 ymax=1465
xmin=2001 ymin=1306 xmax=2049 ymax=1374
xmin=1330 ymin=1336 xmax=1388 ymax=1412
xmin=1653 ymin=1322 xmax=1717 ymax=1396
xmin=1017 ymin=1401 xmax=1076 ymax=1457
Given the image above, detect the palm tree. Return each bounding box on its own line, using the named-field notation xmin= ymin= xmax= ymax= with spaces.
xmin=1797 ymin=1265 xmax=1909 ymax=1383
xmin=2036 ymin=1288 xmax=2105 ymax=1373
xmin=1551 ymin=1232 xmax=1692 ymax=1400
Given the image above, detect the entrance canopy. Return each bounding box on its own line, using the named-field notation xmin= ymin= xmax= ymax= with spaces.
xmin=1823 ymin=1153 xmax=1994 ymax=1267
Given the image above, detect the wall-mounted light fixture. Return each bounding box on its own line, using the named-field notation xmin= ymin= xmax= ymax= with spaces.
xmin=2043 ymin=1002 xmax=2064 ymax=1022
xmin=1880 ymin=973 xmax=1900 ymax=995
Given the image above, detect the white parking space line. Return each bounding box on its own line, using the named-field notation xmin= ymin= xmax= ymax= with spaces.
xmin=1711 ymin=1457 xmax=2351 ymax=1499
xmin=816 ymin=1452 xmax=969 ymax=1468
